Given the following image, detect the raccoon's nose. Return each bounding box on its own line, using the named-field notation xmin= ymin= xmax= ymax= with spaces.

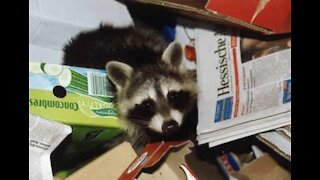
xmin=162 ymin=120 xmax=179 ymax=134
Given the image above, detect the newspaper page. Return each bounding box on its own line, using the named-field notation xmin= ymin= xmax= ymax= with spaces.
xmin=196 ymin=26 xmax=291 ymax=147
xmin=29 ymin=113 xmax=72 ymax=180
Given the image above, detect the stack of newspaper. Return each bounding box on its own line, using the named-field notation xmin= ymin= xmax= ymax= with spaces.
xmin=193 ymin=25 xmax=291 ymax=147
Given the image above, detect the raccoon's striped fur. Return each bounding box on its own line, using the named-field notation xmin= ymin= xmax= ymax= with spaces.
xmin=63 ymin=25 xmax=198 ymax=152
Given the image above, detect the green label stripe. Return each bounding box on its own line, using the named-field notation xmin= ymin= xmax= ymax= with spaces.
xmin=68 ymin=85 xmax=88 ymax=94
xmin=92 ymin=108 xmax=118 ymax=116
xmin=70 ymin=70 xmax=88 ymax=84
xmin=69 ymin=80 xmax=88 ymax=91
xmin=93 ymin=96 xmax=114 ymax=103
xmin=70 ymin=76 xmax=88 ymax=86
xmin=29 ymin=89 xmax=120 ymax=128
xmin=71 ymin=70 xmax=87 ymax=81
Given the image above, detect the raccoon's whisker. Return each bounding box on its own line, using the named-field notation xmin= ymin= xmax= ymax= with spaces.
xmin=182 ymin=106 xmax=197 ymax=120
xmin=182 ymin=108 xmax=192 ymax=115
xmin=134 ymin=121 xmax=149 ymax=127
xmin=127 ymin=115 xmax=148 ymax=121
xmin=182 ymin=105 xmax=194 ymax=114
xmin=182 ymin=112 xmax=193 ymax=120
xmin=133 ymin=121 xmax=149 ymax=127
xmin=183 ymin=105 xmax=192 ymax=112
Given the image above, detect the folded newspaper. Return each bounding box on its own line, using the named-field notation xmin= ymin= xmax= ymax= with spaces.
xmin=29 ymin=113 xmax=72 ymax=180
xmin=194 ymin=25 xmax=291 ymax=147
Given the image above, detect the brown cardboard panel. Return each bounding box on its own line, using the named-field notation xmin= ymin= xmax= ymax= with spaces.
xmin=139 ymin=143 xmax=192 ymax=180
xmin=139 ymin=142 xmax=224 ymax=179
xmin=66 ymin=141 xmax=225 ymax=180
xmin=139 ymin=164 xmax=183 ymax=180
xmin=238 ymin=154 xmax=291 ymax=180
xmin=66 ymin=142 xmax=188 ymax=180
xmin=119 ymin=141 xmax=190 ymax=180
xmin=185 ymin=152 xmax=224 ymax=180
xmin=66 ymin=142 xmax=136 ymax=180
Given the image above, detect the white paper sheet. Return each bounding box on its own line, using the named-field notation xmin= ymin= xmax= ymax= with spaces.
xmin=29 ymin=113 xmax=72 ymax=180
xmin=29 ymin=0 xmax=134 ymax=64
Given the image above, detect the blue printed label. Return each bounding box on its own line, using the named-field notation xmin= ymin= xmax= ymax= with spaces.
xmin=214 ymin=97 xmax=233 ymax=122
xmin=283 ymin=79 xmax=291 ymax=104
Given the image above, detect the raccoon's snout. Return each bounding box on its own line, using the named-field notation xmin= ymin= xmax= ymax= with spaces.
xmin=162 ymin=120 xmax=179 ymax=134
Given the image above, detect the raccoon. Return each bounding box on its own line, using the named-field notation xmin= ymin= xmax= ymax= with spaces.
xmin=63 ymin=25 xmax=198 ymax=152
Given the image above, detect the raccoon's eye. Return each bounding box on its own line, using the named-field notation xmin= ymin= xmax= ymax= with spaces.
xmin=133 ymin=99 xmax=155 ymax=118
xmin=141 ymin=101 xmax=153 ymax=111
xmin=167 ymin=90 xmax=190 ymax=110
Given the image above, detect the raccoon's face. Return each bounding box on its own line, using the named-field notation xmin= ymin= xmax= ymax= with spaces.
xmin=106 ymin=42 xmax=197 ymax=140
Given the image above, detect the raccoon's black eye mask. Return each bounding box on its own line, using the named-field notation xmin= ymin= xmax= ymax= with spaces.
xmin=167 ymin=90 xmax=191 ymax=110
xmin=129 ymin=98 xmax=156 ymax=121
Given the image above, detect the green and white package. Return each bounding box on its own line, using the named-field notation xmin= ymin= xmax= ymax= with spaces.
xmin=29 ymin=62 xmax=120 ymax=128
xmin=29 ymin=62 xmax=125 ymax=174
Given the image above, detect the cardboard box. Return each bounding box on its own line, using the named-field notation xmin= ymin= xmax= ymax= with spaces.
xmin=231 ymin=154 xmax=291 ymax=180
xmin=29 ymin=62 xmax=119 ymax=128
xmin=29 ymin=62 xmax=123 ymax=173
xmin=129 ymin=0 xmax=290 ymax=35
xmin=29 ymin=61 xmax=123 ymax=145
xmin=205 ymin=0 xmax=291 ymax=34
xmin=66 ymin=141 xmax=224 ymax=180
xmin=29 ymin=62 xmax=122 ymax=132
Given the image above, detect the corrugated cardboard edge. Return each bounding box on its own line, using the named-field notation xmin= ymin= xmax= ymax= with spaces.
xmin=135 ymin=0 xmax=273 ymax=34
xmin=275 ymin=129 xmax=291 ymax=142
xmin=256 ymin=135 xmax=291 ymax=162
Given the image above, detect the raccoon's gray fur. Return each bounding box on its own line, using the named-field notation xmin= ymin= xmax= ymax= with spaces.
xmin=63 ymin=25 xmax=198 ymax=152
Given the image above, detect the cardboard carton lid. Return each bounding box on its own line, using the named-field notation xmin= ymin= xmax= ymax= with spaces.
xmin=66 ymin=141 xmax=225 ymax=180
xmin=66 ymin=142 xmax=136 ymax=180
xmin=205 ymin=0 xmax=291 ymax=34
xmin=66 ymin=142 xmax=187 ymax=180
xmin=233 ymin=154 xmax=291 ymax=180
xmin=133 ymin=0 xmax=290 ymax=34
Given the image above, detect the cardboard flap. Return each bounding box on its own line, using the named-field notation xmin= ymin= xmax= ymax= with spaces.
xmin=118 ymin=140 xmax=190 ymax=180
xmin=133 ymin=0 xmax=290 ymax=34
xmin=66 ymin=142 xmax=137 ymax=180
xmin=238 ymin=154 xmax=290 ymax=180
xmin=205 ymin=0 xmax=291 ymax=34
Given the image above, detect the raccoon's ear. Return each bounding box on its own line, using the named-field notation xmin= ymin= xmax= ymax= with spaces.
xmin=106 ymin=61 xmax=133 ymax=89
xmin=161 ymin=41 xmax=184 ymax=70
